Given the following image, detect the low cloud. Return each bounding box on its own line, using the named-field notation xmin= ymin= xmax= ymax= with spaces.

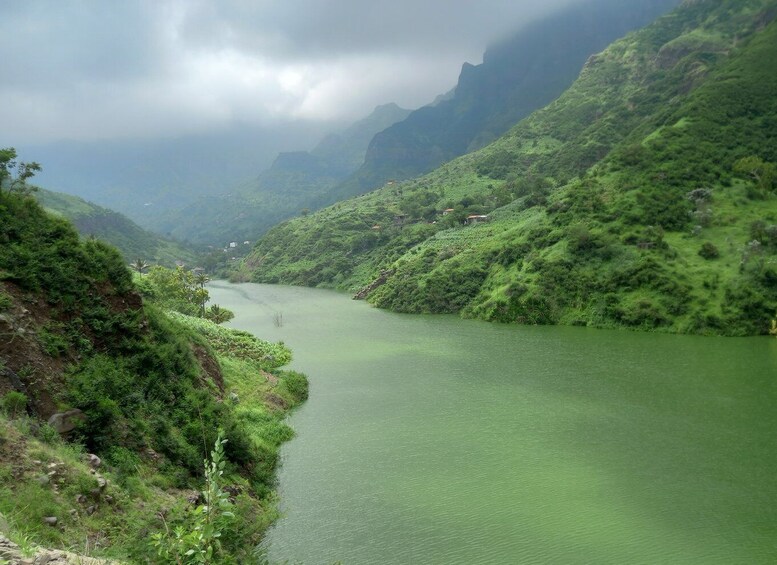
xmin=0 ymin=0 xmax=580 ymax=144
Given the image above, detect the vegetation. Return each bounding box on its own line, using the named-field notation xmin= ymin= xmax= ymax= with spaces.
xmin=0 ymin=147 xmax=41 ymax=197
xmin=243 ymin=0 xmax=777 ymax=336
xmin=35 ymin=187 xmax=195 ymax=267
xmin=0 ymin=185 xmax=307 ymax=561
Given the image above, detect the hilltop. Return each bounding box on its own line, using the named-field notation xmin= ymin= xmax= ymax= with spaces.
xmin=241 ymin=0 xmax=777 ymax=336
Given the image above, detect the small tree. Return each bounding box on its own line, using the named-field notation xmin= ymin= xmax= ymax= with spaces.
xmin=205 ymin=305 xmax=234 ymax=325
xmin=195 ymin=273 xmax=210 ymax=316
xmin=733 ymin=156 xmax=776 ymax=196
xmin=0 ymin=147 xmax=41 ymax=196
xmin=152 ymin=432 xmax=234 ymax=564
xmin=130 ymin=258 xmax=150 ymax=275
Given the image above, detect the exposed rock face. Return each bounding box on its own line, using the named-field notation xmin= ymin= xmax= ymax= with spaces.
xmin=46 ymin=410 xmax=85 ymax=435
xmin=353 ymin=269 xmax=395 ymax=300
xmin=0 ymin=535 xmax=120 ymax=564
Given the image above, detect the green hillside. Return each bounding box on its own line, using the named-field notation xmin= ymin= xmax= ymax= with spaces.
xmin=0 ymin=188 xmax=306 ymax=561
xmin=242 ymin=0 xmax=777 ymax=336
xmin=149 ymin=103 xmax=412 ymax=245
xmin=35 ymin=188 xmax=195 ymax=266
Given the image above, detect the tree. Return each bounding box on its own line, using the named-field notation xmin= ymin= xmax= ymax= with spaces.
xmin=143 ymin=265 xmax=209 ymax=316
xmin=130 ymin=258 xmax=150 ymax=275
xmin=195 ymin=272 xmax=210 ymax=316
xmin=0 ymin=147 xmax=42 ymax=196
xmin=733 ymin=156 xmax=776 ymax=195
xmin=205 ymin=304 xmax=234 ymax=324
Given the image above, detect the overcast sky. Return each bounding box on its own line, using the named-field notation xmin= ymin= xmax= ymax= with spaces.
xmin=0 ymin=0 xmax=585 ymax=145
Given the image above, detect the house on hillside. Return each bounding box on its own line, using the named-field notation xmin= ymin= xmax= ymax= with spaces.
xmin=465 ymin=215 xmax=490 ymax=225
xmin=442 ymin=208 xmax=455 ymax=216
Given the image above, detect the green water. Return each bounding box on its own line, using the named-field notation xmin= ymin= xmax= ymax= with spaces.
xmin=209 ymin=281 xmax=777 ymax=564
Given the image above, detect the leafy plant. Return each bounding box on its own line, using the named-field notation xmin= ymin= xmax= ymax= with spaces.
xmin=167 ymin=312 xmax=291 ymax=368
xmin=151 ymin=432 xmax=234 ymax=564
xmin=204 ymin=305 xmax=234 ymax=325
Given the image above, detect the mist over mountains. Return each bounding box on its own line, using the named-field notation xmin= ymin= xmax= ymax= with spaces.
xmin=132 ymin=0 xmax=681 ymax=246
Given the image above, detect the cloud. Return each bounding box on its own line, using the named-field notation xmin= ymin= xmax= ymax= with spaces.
xmin=0 ymin=0 xmax=580 ymax=144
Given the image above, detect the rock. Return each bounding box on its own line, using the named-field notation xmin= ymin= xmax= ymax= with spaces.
xmin=0 ymin=535 xmax=20 ymax=558
xmin=36 ymin=475 xmax=50 ymax=486
xmin=85 ymin=454 xmax=101 ymax=469
xmin=75 ymin=494 xmax=87 ymax=504
xmin=184 ymin=490 xmax=202 ymax=506
xmin=96 ymin=476 xmax=107 ymax=490
xmin=85 ymin=506 xmax=96 ymax=516
xmin=47 ymin=410 xmax=86 ymax=435
xmin=43 ymin=516 xmax=57 ymax=527
xmin=228 ymin=392 xmax=240 ymax=404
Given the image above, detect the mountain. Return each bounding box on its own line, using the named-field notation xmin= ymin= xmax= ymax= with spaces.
xmin=241 ymin=0 xmax=777 ymax=336
xmin=19 ymin=121 xmax=336 ymax=225
xmin=323 ymin=0 xmax=682 ymax=203
xmin=148 ymin=103 xmax=412 ymax=245
xmin=34 ymin=187 xmax=195 ymax=265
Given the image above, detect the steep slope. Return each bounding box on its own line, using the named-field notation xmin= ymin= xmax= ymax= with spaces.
xmin=0 ymin=190 xmax=306 ymax=561
xmin=325 ymin=0 xmax=682 ymax=202
xmin=243 ymin=0 xmax=777 ymax=336
xmin=35 ymin=188 xmax=195 ymax=265
xmin=151 ymin=104 xmax=411 ymax=245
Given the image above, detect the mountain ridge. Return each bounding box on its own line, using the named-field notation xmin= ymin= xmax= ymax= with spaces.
xmin=240 ymin=0 xmax=777 ymax=336
xmin=322 ymin=0 xmax=682 ymax=204
xmin=149 ymin=103 xmax=412 ymax=245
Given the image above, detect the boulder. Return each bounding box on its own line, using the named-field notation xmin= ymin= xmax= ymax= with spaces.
xmin=47 ymin=410 xmax=85 ymax=435
xmin=85 ymin=454 xmax=101 ymax=469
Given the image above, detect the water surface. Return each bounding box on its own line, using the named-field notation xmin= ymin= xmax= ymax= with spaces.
xmin=209 ymin=281 xmax=777 ymax=564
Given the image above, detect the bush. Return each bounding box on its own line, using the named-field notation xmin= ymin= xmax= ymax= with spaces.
xmin=279 ymin=370 xmax=309 ymax=403
xmin=1 ymin=391 xmax=27 ymax=418
xmin=699 ymin=242 xmax=720 ymax=259
xmin=0 ymin=290 xmax=11 ymax=311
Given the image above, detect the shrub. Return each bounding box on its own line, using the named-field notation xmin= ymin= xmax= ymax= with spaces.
xmin=699 ymin=242 xmax=720 ymax=259
xmin=0 ymin=290 xmax=11 ymax=311
xmin=1 ymin=391 xmax=27 ymax=418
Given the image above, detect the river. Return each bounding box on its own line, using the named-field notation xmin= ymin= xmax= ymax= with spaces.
xmin=208 ymin=281 xmax=777 ymax=564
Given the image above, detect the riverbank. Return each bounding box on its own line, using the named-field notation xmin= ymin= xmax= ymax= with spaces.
xmin=0 ymin=310 xmax=307 ymax=563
